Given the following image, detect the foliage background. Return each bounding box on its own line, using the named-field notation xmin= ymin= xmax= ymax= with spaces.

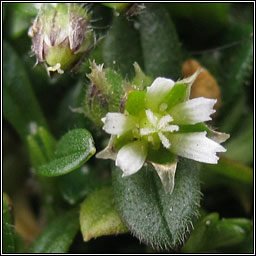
xmin=2 ymin=2 xmax=254 ymax=254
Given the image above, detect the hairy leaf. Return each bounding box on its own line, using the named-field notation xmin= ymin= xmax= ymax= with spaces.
xmin=36 ymin=129 xmax=95 ymax=176
xmin=112 ymin=158 xmax=201 ymax=250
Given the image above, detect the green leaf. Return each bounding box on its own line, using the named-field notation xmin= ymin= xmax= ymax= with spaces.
xmin=3 ymin=193 xmax=16 ymax=254
xmin=206 ymin=221 xmax=245 ymax=249
xmin=80 ymin=186 xmax=129 ymax=242
xmin=103 ymin=15 xmax=143 ymax=79
xmin=219 ymin=93 xmax=246 ymax=134
xmin=223 ymin=114 xmax=253 ymax=165
xmin=139 ymin=4 xmax=183 ymax=79
xmin=6 ymin=3 xmax=38 ymax=38
xmin=36 ymin=129 xmax=96 ymax=177
xmin=102 ymin=3 xmax=130 ymax=12
xmin=3 ymin=41 xmax=48 ymax=142
xmin=55 ymin=81 xmax=90 ymax=133
xmin=57 ymin=164 xmax=103 ymax=205
xmin=167 ymin=3 xmax=230 ymax=26
xmin=182 ymin=213 xmax=253 ymax=253
xmin=27 ymin=124 xmax=56 ymax=167
xmin=28 ymin=209 xmax=79 ymax=253
xmin=112 ymin=158 xmax=201 ymax=250
xmin=14 ymin=3 xmax=38 ymax=16
xmin=125 ymin=91 xmax=146 ymax=115
xmin=218 ymin=24 xmax=253 ymax=107
xmin=202 ymin=157 xmax=253 ymax=186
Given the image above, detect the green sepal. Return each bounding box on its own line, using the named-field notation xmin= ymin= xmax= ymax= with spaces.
xmin=164 ymin=83 xmax=187 ymax=110
xmin=125 ymin=90 xmax=146 ymax=115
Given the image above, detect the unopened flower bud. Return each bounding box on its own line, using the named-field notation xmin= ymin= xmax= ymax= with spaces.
xmin=29 ymin=3 xmax=94 ymax=74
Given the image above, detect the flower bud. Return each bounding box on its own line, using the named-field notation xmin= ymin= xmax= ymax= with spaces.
xmin=82 ymin=61 xmax=125 ymax=127
xmin=29 ymin=3 xmax=94 ymax=74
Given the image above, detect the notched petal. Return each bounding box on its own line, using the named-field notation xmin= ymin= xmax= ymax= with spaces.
xmin=170 ymin=97 xmax=217 ymax=125
xmin=169 ymin=132 xmax=226 ymax=164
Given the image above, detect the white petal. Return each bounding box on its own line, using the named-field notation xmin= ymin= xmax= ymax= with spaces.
xmin=146 ymin=77 xmax=175 ymax=110
xmin=158 ymin=114 xmax=173 ymax=130
xmin=116 ymin=140 xmax=147 ymax=177
xmin=169 ymin=97 xmax=217 ymax=125
xmin=158 ymin=132 xmax=171 ymax=149
xmin=140 ymin=128 xmax=156 ymax=136
xmin=102 ymin=113 xmax=135 ymax=136
xmin=162 ymin=125 xmax=179 ymax=132
xmin=151 ymin=159 xmax=178 ymax=194
xmin=169 ymin=132 xmax=226 ymax=164
xmin=145 ymin=109 xmax=158 ymax=127
xmin=176 ymin=69 xmax=202 ymax=100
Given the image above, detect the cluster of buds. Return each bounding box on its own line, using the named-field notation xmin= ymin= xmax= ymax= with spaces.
xmin=29 ymin=3 xmax=94 ymax=75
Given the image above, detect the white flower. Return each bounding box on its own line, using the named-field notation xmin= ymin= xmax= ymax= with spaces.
xmin=96 ymin=71 xmax=229 ymax=193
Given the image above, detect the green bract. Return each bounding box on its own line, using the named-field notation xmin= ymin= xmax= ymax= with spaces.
xmin=29 ymin=3 xmax=94 ymax=74
xmin=97 ymin=69 xmax=230 ymax=194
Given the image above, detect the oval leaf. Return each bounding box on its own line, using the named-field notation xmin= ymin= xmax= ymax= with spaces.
xmin=103 ymin=15 xmax=143 ymax=79
xmin=112 ymin=158 xmax=201 ymax=250
xmin=139 ymin=4 xmax=183 ymax=79
xmin=36 ymin=129 xmax=96 ymax=177
xmin=28 ymin=209 xmax=79 ymax=253
xmin=80 ymin=186 xmax=129 ymax=242
xmin=3 ymin=193 xmax=16 ymax=253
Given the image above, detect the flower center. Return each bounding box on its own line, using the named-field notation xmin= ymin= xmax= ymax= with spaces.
xmin=140 ymin=109 xmax=179 ymax=149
